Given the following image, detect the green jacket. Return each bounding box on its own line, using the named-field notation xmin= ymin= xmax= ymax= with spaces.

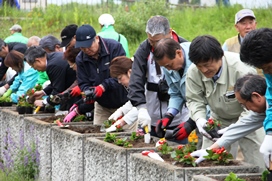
xmin=98 ymin=25 xmax=130 ymax=57
xmin=4 ymin=32 xmax=28 ymax=44
xmin=37 ymin=71 xmax=49 ymax=86
xmin=186 ymin=51 xmax=256 ymax=122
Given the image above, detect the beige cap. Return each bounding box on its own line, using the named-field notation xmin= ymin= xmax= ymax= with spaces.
xmin=235 ymin=9 xmax=255 ymax=24
xmin=9 ymin=24 xmax=22 ymax=31
xmin=98 ymin=14 xmax=115 ymax=28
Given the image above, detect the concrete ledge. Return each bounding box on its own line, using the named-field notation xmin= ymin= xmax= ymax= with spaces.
xmin=192 ymin=173 xmax=262 ymax=181
xmin=129 ymin=153 xmax=259 ymax=181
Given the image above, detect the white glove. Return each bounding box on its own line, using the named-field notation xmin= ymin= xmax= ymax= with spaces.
xmin=0 ymin=86 xmax=7 ymax=96
xmin=196 ymin=118 xmax=212 ymax=139
xmin=137 ymin=108 xmax=151 ymax=131
xmin=190 ymin=149 xmax=209 ymax=164
xmin=259 ymin=135 xmax=272 ymax=168
xmin=108 ymin=101 xmax=133 ymax=120
xmin=105 ymin=119 xmax=122 ymax=132
xmin=123 ymin=107 xmax=138 ymax=125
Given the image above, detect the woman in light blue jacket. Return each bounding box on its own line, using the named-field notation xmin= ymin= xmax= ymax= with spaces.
xmin=0 ymin=50 xmax=38 ymax=103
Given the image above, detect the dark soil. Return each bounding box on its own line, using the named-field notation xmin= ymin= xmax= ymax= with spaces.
xmin=128 ymin=137 xmax=156 ymax=148
xmin=68 ymin=125 xmax=101 ymax=134
xmin=39 ymin=115 xmax=65 ymax=123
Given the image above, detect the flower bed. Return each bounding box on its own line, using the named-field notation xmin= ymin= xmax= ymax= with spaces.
xmin=129 ymin=153 xmax=259 ymax=181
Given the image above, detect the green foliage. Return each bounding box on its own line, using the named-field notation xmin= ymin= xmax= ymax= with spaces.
xmin=157 ymin=141 xmax=173 ymax=155
xmin=17 ymin=94 xmax=33 ymax=107
xmin=262 ymin=169 xmax=270 ymax=181
xmin=204 ymin=147 xmax=233 ymax=164
xmin=0 ymin=96 xmax=12 ymax=103
xmin=104 ymin=132 xmax=116 ymax=143
xmin=130 ymin=130 xmax=144 ymax=141
xmin=103 ymin=119 xmax=116 ymax=128
xmin=114 ymin=137 xmax=132 ymax=148
xmin=224 ymin=172 xmax=245 ymax=181
xmin=171 ymin=144 xmax=197 ymax=167
xmin=73 ymin=115 xmax=87 ymax=122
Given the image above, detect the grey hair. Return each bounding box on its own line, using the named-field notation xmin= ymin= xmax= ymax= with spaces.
xmin=145 ymin=15 xmax=170 ymax=37
xmin=39 ymin=35 xmax=60 ymax=52
xmin=24 ymin=46 xmax=46 ymax=65
xmin=27 ymin=36 xmax=41 ymax=47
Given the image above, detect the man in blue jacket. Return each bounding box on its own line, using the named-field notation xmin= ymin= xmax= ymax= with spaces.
xmin=240 ymin=28 xmax=272 ymax=170
xmin=74 ymin=24 xmax=128 ymax=125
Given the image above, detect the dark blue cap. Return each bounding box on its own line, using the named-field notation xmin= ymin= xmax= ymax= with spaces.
xmin=75 ymin=24 xmax=96 ymax=48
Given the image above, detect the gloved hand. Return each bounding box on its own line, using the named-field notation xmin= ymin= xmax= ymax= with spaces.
xmin=196 ymin=118 xmax=212 ymax=140
xmin=69 ymin=104 xmax=78 ymax=112
xmin=137 ymin=108 xmax=151 ymax=131
xmin=168 ymin=118 xmax=196 ymax=140
xmin=190 ymin=149 xmax=209 ymax=164
xmin=108 ymin=101 xmax=133 ymax=120
xmin=70 ymin=86 xmax=81 ymax=97
xmin=156 ymin=113 xmax=174 ymax=138
xmin=0 ymin=86 xmax=7 ymax=96
xmin=259 ymin=135 xmax=272 ymax=168
xmin=217 ymin=126 xmax=229 ymax=135
xmin=105 ymin=119 xmax=123 ymax=132
xmin=108 ymin=108 xmax=123 ymax=121
xmin=2 ymin=89 xmax=12 ymax=98
xmin=84 ymin=85 xmax=104 ymax=102
xmin=63 ymin=107 xmax=79 ymax=123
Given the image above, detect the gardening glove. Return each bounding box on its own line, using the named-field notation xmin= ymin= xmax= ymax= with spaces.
xmin=156 ymin=113 xmax=174 ymax=138
xmin=69 ymin=104 xmax=78 ymax=112
xmin=196 ymin=118 xmax=212 ymax=140
xmin=105 ymin=119 xmax=122 ymax=132
xmin=190 ymin=149 xmax=209 ymax=164
xmin=217 ymin=126 xmax=229 ymax=135
xmin=137 ymin=108 xmax=151 ymax=132
xmin=2 ymin=89 xmax=12 ymax=98
xmin=84 ymin=85 xmax=104 ymax=102
xmin=108 ymin=101 xmax=133 ymax=121
xmin=166 ymin=118 xmax=196 ymax=140
xmin=0 ymin=86 xmax=7 ymax=96
xmin=70 ymin=86 xmax=81 ymax=97
xmin=63 ymin=107 xmax=79 ymax=123
xmin=259 ymin=135 xmax=272 ymax=168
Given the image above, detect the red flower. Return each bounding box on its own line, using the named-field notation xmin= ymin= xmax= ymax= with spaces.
xmin=177 ymin=145 xmax=183 ymax=150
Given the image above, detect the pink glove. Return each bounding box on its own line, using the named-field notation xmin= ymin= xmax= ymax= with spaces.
xmin=69 ymin=104 xmax=78 ymax=112
xmin=63 ymin=108 xmax=78 ymax=123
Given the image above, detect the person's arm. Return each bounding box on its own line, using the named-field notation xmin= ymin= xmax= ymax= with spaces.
xmin=264 ymin=74 xmax=272 ymax=133
xmin=185 ymin=65 xmax=207 ymax=121
xmin=0 ymin=61 xmax=9 ymax=81
xmin=127 ymin=40 xmax=150 ymax=108
xmin=212 ymin=111 xmax=265 ymax=149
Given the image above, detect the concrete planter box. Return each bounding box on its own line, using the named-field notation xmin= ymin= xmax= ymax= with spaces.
xmin=23 ymin=116 xmax=92 ymax=181
xmin=129 ymin=153 xmax=259 ymax=181
xmin=83 ymin=136 xmax=173 ymax=181
xmin=51 ymin=125 xmax=130 ymax=181
xmin=192 ymin=173 xmax=262 ymax=181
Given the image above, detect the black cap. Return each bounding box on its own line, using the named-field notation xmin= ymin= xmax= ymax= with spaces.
xmin=60 ymin=24 xmax=78 ymax=47
xmin=75 ymin=24 xmax=96 ymax=48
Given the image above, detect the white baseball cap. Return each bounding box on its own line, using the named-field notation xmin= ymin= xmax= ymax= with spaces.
xmin=98 ymin=14 xmax=115 ymax=28
xmin=235 ymin=9 xmax=256 ymax=24
xmin=9 ymin=24 xmax=22 ymax=31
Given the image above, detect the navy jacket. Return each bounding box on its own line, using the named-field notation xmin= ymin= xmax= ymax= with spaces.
xmin=76 ymin=37 xmax=128 ymax=109
xmin=44 ymin=52 xmax=76 ymax=107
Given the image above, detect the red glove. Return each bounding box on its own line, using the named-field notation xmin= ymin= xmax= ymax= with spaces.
xmin=171 ymin=118 xmax=196 ymax=140
xmin=155 ymin=113 xmax=174 ymax=138
xmin=70 ymin=86 xmax=81 ymax=97
xmin=93 ymin=85 xmax=104 ymax=98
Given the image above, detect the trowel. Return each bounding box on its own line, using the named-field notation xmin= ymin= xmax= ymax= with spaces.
xmin=144 ymin=126 xmax=151 ymax=143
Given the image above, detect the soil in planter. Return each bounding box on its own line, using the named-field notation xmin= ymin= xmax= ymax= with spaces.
xmin=160 ymin=154 xmax=241 ymax=167
xmin=103 ymin=137 xmax=156 ymax=148
xmin=39 ymin=115 xmax=65 ymax=123
xmin=68 ymin=125 xmax=101 ymax=134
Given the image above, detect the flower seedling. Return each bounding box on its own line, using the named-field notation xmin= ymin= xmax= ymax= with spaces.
xmin=130 ymin=130 xmax=144 ymax=141
xmin=204 ymin=147 xmax=233 ymax=164
xmin=104 ymin=133 xmax=116 ymax=143
xmin=73 ymin=115 xmax=87 ymax=122
xmin=157 ymin=141 xmax=173 ymax=155
xmin=114 ymin=137 xmax=132 ymax=148
xmin=171 ymin=142 xmax=197 ymax=167
xmin=204 ymin=118 xmax=222 ymax=138
xmin=115 ymin=124 xmax=123 ymax=132
xmin=224 ymin=172 xmax=245 ymax=181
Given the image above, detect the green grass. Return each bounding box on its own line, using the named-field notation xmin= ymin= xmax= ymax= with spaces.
xmin=0 ymin=2 xmax=272 ymax=56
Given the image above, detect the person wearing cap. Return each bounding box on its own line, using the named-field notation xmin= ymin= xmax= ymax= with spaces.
xmin=127 ymin=15 xmax=189 ymax=141
xmin=60 ymin=24 xmax=78 ymax=49
xmin=0 ymin=38 xmax=27 ymax=96
xmin=222 ymin=9 xmax=257 ymax=53
xmin=75 ymin=24 xmax=128 ymax=125
xmin=4 ymin=24 xmax=28 ymax=44
xmin=98 ymin=14 xmax=130 ymax=57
